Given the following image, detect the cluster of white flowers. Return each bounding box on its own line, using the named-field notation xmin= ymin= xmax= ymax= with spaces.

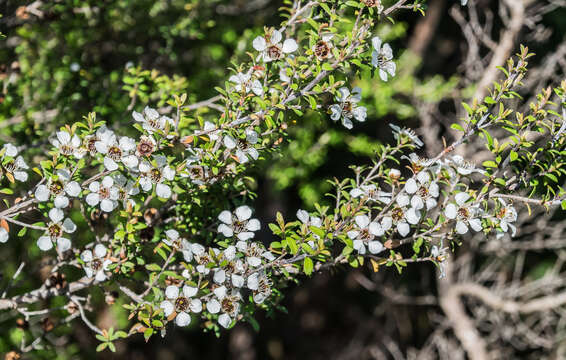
xmin=1 ymin=144 xmax=29 ymax=183
xmin=329 ymin=87 xmax=367 ymax=129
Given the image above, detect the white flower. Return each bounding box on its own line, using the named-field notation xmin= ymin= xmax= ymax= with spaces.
xmin=329 ymin=87 xmax=367 ymax=129
xmin=51 ymin=130 xmax=84 ymax=159
xmin=132 ymin=106 xmax=174 ymax=135
xmin=312 ymin=33 xmax=334 ymax=60
xmin=95 ymin=130 xmax=138 ymax=171
xmin=253 ymin=29 xmax=298 ymax=62
xmin=461 ymin=0 xmax=468 ymax=5
xmin=404 ymin=171 xmax=439 ymax=210
xmin=223 ymin=129 xmax=260 ymax=164
xmin=444 ymin=192 xmax=483 ymax=234
xmin=112 ymin=173 xmax=139 ymax=208
xmin=390 ymin=124 xmax=423 ymax=148
xmin=349 ymin=184 xmax=392 ymax=203
xmin=138 ymin=155 xmax=176 ymax=199
xmin=445 ymin=155 xmax=483 ymax=176
xmin=371 ymin=36 xmax=396 ymax=81
xmin=85 ymin=176 xmax=119 ymax=212
xmin=34 ymin=169 xmax=81 ymax=208
xmin=0 ymin=228 xmax=9 ymax=243
xmin=382 ymin=195 xmax=420 ymax=237
xmin=37 ymin=208 xmax=76 ymax=252
xmin=346 ymin=215 xmax=385 ymax=254
xmin=160 ymin=285 xmax=198 ymax=327
xmin=217 ymin=205 xmax=260 ymax=241
xmin=1 ymin=144 xmax=29 ymax=182
xmin=229 ymin=71 xmax=263 ymax=96
xmin=431 ymin=245 xmax=447 ymax=279
xmin=495 ymin=199 xmax=517 ymax=238
xmin=247 ymin=272 xmax=272 ymax=304
xmin=80 ymin=244 xmax=112 ymax=281
xmin=135 ymin=135 xmax=157 ymax=158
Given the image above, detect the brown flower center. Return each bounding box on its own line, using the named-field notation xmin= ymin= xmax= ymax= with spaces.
xmin=49 ymin=181 xmax=64 ymax=195
xmin=137 ymin=139 xmax=154 ymax=157
xmin=392 ymin=207 xmax=404 ymax=221
xmin=314 ymin=40 xmax=330 ymax=59
xmin=108 ymin=146 xmax=122 ymax=161
xmin=48 ymin=224 xmax=63 ymax=239
xmin=98 ymin=186 xmax=110 ymax=199
xmin=175 ymin=296 xmax=189 ymax=312
xmin=457 ymin=207 xmax=470 ymax=219
xmin=150 ymin=168 xmax=162 ymax=182
xmin=91 ymin=259 xmax=102 ymax=271
xmin=267 ymin=45 xmax=282 ymax=60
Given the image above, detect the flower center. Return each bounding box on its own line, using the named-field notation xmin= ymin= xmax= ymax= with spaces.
xmin=49 ymin=181 xmax=64 ymax=195
xmin=391 ymin=207 xmax=404 ymax=221
xmin=362 ymin=0 xmax=381 ymax=7
xmin=48 ymin=224 xmax=63 ymax=239
xmin=457 ymin=207 xmax=470 ymax=219
xmin=60 ymin=144 xmax=74 ymax=155
xmin=91 ymin=259 xmax=102 ymax=271
xmin=314 ymin=41 xmax=330 ymax=59
xmin=267 ymin=45 xmax=282 ymax=60
xmin=108 ymin=146 xmax=122 ymax=161
xmin=98 ymin=187 xmax=110 ymax=199
xmin=150 ymin=168 xmax=162 ymax=182
xmin=342 ymin=101 xmax=353 ymax=113
xmin=418 ymin=187 xmax=429 ymax=198
xmin=174 ymin=296 xmax=189 ymax=312
xmin=359 ymin=228 xmax=372 ymax=240
xmin=232 ymin=219 xmax=247 ymax=233
xmin=137 ymin=140 xmax=154 ymax=157
xmin=86 ymin=138 xmax=98 ymax=153
xmin=221 ymin=296 xmax=238 ymax=315
xmin=4 ymin=160 xmax=16 ymax=172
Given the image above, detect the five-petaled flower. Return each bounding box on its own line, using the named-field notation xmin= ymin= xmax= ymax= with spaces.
xmin=160 ymin=285 xmax=199 ymax=327
xmin=371 ymin=36 xmax=396 ymax=81
xmin=80 ymin=244 xmax=112 ymax=281
xmin=253 ymin=29 xmax=298 ymax=62
xmin=218 ymin=206 xmax=261 ymax=241
xmin=37 ymin=208 xmax=77 ymax=251
xmin=347 ymin=215 xmax=385 ymax=255
xmin=444 ymin=192 xmax=483 ymax=234
xmin=86 ymin=176 xmax=120 ymax=212
xmin=329 ymin=87 xmax=367 ymax=129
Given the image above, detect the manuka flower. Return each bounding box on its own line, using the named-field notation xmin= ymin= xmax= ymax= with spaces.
xmin=223 ymin=129 xmax=260 ymax=164
xmin=160 ymin=285 xmax=199 ymax=327
xmin=132 ymin=106 xmax=174 ymax=135
xmin=329 ymin=87 xmax=367 ymax=129
xmin=217 ymin=205 xmax=261 ymax=241
xmin=85 ymin=176 xmax=119 ymax=212
xmin=382 ymin=194 xmax=420 ymax=237
xmin=1 ymin=144 xmax=29 ymax=183
xmin=51 ymin=130 xmax=84 ymax=159
xmin=404 ymin=171 xmax=439 ymax=210
xmin=80 ymin=244 xmax=112 ymax=281
xmin=349 ymin=184 xmax=392 ymax=203
xmin=371 ymin=36 xmax=396 ymax=81
xmin=253 ymin=29 xmax=298 ymax=62
xmin=247 ymin=272 xmax=272 ymax=304
xmin=312 ymin=33 xmax=334 ymax=61
xmin=138 ymin=155 xmax=176 ymax=199
xmin=95 ymin=130 xmax=138 ymax=171
xmin=494 ymin=199 xmax=518 ymax=238
xmin=444 ymin=192 xmax=483 ymax=234
xmin=229 ymin=71 xmax=263 ymax=96
xmin=390 ymin=124 xmax=424 ymax=148
xmin=35 ymin=169 xmax=81 ymax=208
xmin=37 ymin=208 xmax=76 ymax=251
xmin=347 ymin=215 xmax=385 ymax=254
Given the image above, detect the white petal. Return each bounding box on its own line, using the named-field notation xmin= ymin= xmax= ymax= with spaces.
xmin=207 ymin=299 xmax=221 ymax=314
xmin=37 ymin=236 xmax=53 ymax=251
xmin=49 ymin=208 xmax=64 ymax=223
xmin=218 ymin=210 xmax=232 ymax=224
xmin=165 ymin=285 xmax=180 ymax=299
xmin=405 ymin=208 xmax=420 ymax=225
xmin=81 ymin=250 xmax=93 ymax=262
xmin=397 ymin=194 xmax=410 ymax=207
xmin=371 ymin=36 xmax=382 ymax=51
xmin=104 ymin=157 xmax=119 ymax=171
xmin=246 ymin=218 xmax=261 ymax=232
xmin=122 ymin=155 xmax=139 ymax=168
xmin=54 ymin=195 xmax=69 ymax=209
xmin=0 ymin=228 xmax=8 ymax=243
xmin=235 ymin=205 xmax=252 ymax=222
xmin=347 ymin=230 xmax=359 ymax=240
xmin=190 ymin=299 xmax=202 ymax=313
xmin=213 ymin=286 xmax=227 ymax=299
xmin=35 ymin=185 xmax=50 ymax=201
xmin=397 ymin=222 xmax=410 ymax=237
xmin=445 ymin=204 xmax=457 ymax=219
xmin=247 ymin=274 xmax=259 ymax=290
xmin=100 ymin=199 xmax=116 ymax=212
xmin=223 ymin=135 xmax=237 ymax=149
xmin=232 ymin=274 xmax=245 ymax=288
xmin=405 ymin=178 xmax=418 ymax=194
xmin=56 ymin=237 xmax=71 ymax=252
xmin=218 ymin=223 xmax=234 ymax=237
xmin=65 ymin=181 xmax=81 ymax=197
xmin=296 ymin=209 xmax=309 ymax=224
xmin=368 ymin=241 xmax=384 ymax=254
xmin=62 ymin=218 xmax=77 ymax=233
xmin=411 ymin=196 xmax=424 ymax=210
xmin=381 ymin=217 xmax=392 ymax=231
xmin=86 ymin=193 xmax=100 ymax=206
xmin=247 ymin=256 xmax=261 ymax=267
xmin=156 ymin=184 xmax=172 ymax=199
xmin=369 ymin=222 xmax=384 ymax=236
xmin=455 ymin=192 xmax=470 ymax=205
xmin=355 ymin=215 xmax=370 ymax=229
xmin=94 ymin=244 xmax=107 ymax=258
xmin=213 ymin=270 xmax=226 ymax=284
xmin=175 ymin=312 xmax=191 ymax=327
xmin=95 ymin=270 xmax=107 ymax=282
xmin=455 ymin=221 xmax=469 ymax=234
xmin=350 ymin=188 xmax=364 ymax=198
xmin=183 ymin=285 xmax=198 ymax=298
xmin=252 ymin=36 xmax=267 ymax=51
xmin=469 ymin=218 xmax=483 ymax=232
xmin=218 ymin=314 xmax=232 ymax=328
xmin=160 ymin=301 xmax=174 ymax=316
xmin=282 ymin=38 xmax=298 ymax=53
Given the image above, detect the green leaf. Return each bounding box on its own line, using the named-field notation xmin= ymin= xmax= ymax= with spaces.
xmin=145 ymin=263 xmax=161 ymax=272
xmin=303 ymin=257 xmax=313 ymax=275
xmin=510 ymin=150 xmax=518 ymax=162
xmin=286 ymin=237 xmax=298 ymax=255
xmin=96 ymin=343 xmax=108 ymax=352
